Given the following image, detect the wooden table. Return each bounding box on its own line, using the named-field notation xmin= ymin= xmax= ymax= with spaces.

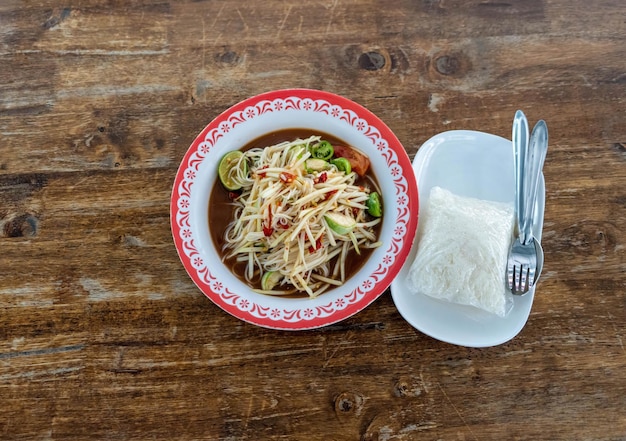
xmin=1 ymin=1 xmax=625 ymax=439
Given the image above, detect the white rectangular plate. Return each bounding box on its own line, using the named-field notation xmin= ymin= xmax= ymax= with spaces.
xmin=390 ymin=130 xmax=545 ymax=347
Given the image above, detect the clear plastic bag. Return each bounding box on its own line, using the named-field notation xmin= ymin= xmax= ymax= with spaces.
xmin=407 ymin=187 xmax=515 ymax=317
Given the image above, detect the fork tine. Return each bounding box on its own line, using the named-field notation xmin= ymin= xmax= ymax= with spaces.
xmin=520 ymin=265 xmax=528 ymax=293
xmin=513 ymin=265 xmax=520 ymax=293
xmin=527 ymin=265 xmax=536 ymax=289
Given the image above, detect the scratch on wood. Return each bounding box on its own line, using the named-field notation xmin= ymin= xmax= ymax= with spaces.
xmin=322 ymin=331 xmax=353 ymax=369
xmin=210 ymin=3 xmax=226 ymax=29
xmin=243 ymin=395 xmax=253 ymax=432
xmin=110 ymin=347 xmax=141 ymax=374
xmin=0 ymin=366 xmax=82 ymax=381
xmin=11 ymin=49 xmax=168 ymax=56
xmin=325 ymin=0 xmax=339 ymax=38
xmin=275 ymin=4 xmax=292 ymax=40
xmin=321 ymin=321 xmax=385 ymax=332
xmin=80 ymin=277 xmax=125 ymax=301
xmin=251 ymin=70 xmax=291 ymax=79
xmin=0 ymin=344 xmax=85 ymax=360
xmin=55 ymin=84 xmax=178 ymax=99
xmin=541 ymin=332 xmax=596 ymax=344
xmin=121 ymin=234 xmax=147 ymax=247
xmin=224 ymin=409 xmax=308 ymax=424
xmin=201 ymin=17 xmax=206 ymax=74
xmin=322 ymin=343 xmax=342 ymax=369
xmin=236 ymin=8 xmax=249 ymax=33
xmin=401 ymin=422 xmax=439 ymax=432
xmin=437 ymin=381 xmax=479 ymax=441
xmin=497 ymin=349 xmax=533 ymax=357
xmin=11 ymin=337 xmax=25 ymax=349
xmin=419 ymin=367 xmax=430 ymax=394
xmin=110 ymin=368 xmax=142 ymax=375
xmin=206 ymin=3 xmax=226 ymax=52
xmin=428 ymin=93 xmax=444 ymax=112
xmin=607 ymin=312 xmax=625 ymax=351
xmin=198 ymin=347 xmax=319 ymax=368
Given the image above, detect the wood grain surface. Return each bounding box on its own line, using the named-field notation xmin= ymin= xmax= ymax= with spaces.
xmin=1 ymin=1 xmax=625 ymax=440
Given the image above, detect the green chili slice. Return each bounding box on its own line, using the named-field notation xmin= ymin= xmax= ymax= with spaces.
xmin=309 ymin=140 xmax=334 ymax=160
xmin=366 ymin=192 xmax=382 ymax=217
xmin=331 ymin=157 xmax=351 ymax=174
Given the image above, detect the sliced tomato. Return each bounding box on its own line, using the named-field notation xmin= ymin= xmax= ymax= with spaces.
xmin=332 ymin=145 xmax=371 ymax=176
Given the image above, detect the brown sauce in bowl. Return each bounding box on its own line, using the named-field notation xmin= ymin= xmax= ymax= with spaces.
xmin=208 ymin=128 xmax=382 ymax=296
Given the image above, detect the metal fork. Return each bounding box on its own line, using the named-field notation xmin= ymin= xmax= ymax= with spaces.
xmin=507 ymin=111 xmax=548 ymax=294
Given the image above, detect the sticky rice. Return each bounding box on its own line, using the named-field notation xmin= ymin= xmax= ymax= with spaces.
xmin=407 ymin=187 xmax=514 ymax=317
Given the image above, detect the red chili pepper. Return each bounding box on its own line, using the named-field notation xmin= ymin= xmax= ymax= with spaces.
xmin=257 ymin=165 xmax=269 ymax=178
xmin=323 ymin=189 xmax=338 ymax=201
xmin=308 ymin=236 xmax=323 ymax=253
xmin=263 ymin=206 xmax=274 ymax=236
xmin=280 ymin=172 xmax=295 ymax=183
xmin=228 ymin=191 xmax=240 ymax=200
xmin=314 ymin=172 xmax=328 ymax=184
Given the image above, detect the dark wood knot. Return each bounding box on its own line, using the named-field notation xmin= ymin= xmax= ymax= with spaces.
xmin=393 ymin=380 xmax=411 ymax=397
xmin=215 ymin=50 xmax=240 ymax=65
xmin=358 ymin=51 xmax=386 ymax=71
xmin=558 ymin=220 xmax=620 ymax=255
xmin=435 ymin=55 xmax=461 ymax=76
xmin=393 ymin=377 xmax=423 ymax=398
xmin=612 ymin=142 xmax=625 ymax=156
xmin=334 ymin=391 xmax=364 ymax=416
xmin=3 ymin=213 xmax=38 ymax=238
xmin=42 ymin=7 xmax=72 ymax=30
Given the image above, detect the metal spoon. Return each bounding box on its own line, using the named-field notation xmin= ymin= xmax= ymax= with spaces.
xmin=534 ymin=238 xmax=544 ymax=286
xmin=507 ymin=113 xmax=548 ymax=294
xmin=512 ymin=110 xmax=530 ymax=243
xmin=525 ymin=120 xmax=548 ymax=289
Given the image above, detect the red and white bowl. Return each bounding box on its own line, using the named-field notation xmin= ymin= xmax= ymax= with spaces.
xmin=171 ymin=89 xmax=418 ymax=330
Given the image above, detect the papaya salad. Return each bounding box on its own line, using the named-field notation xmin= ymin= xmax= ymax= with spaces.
xmin=216 ymin=135 xmax=383 ymax=298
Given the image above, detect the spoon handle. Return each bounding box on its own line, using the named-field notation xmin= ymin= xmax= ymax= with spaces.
xmin=522 ymin=120 xmax=548 ymax=244
xmin=512 ymin=110 xmax=530 ymax=243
